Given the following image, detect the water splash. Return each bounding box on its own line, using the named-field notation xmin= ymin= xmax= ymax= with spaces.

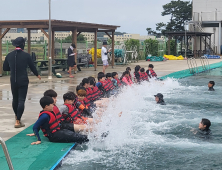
xmin=60 ymin=77 xmax=222 ymax=170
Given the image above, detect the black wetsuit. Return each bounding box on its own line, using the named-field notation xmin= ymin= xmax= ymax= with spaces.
xmin=198 ymin=129 xmax=211 ymax=135
xmin=208 ymin=87 xmax=215 ymax=91
xmin=157 ymin=99 xmax=166 ymax=105
xmin=196 ymin=129 xmax=211 ymax=139
xmin=3 ymin=49 xmax=38 ymax=121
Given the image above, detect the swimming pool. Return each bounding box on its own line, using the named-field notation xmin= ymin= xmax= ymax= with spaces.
xmin=59 ymin=68 xmax=222 ymax=170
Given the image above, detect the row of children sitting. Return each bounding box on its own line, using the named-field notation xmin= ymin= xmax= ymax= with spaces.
xmin=27 ymin=64 xmax=158 ymax=145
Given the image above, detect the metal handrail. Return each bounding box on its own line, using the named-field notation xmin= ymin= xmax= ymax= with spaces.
xmin=187 ymin=58 xmax=199 ymax=74
xmin=0 ymin=137 xmax=14 ymax=170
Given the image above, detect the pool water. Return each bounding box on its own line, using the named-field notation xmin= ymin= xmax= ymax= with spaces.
xmin=59 ymin=68 xmax=222 ymax=170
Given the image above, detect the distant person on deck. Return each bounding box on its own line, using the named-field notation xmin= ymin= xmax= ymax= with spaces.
xmin=208 ymin=81 xmax=215 ymax=91
xmin=101 ymin=41 xmax=111 ymax=74
xmin=3 ymin=37 xmax=41 ymax=128
xmin=67 ymin=43 xmax=77 ymax=78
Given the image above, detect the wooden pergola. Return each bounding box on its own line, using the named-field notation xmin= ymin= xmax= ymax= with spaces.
xmin=0 ymin=20 xmax=120 ymax=76
xmin=166 ymin=31 xmax=213 ymax=57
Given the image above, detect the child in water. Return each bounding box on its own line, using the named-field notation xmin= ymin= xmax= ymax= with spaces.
xmin=208 ymin=81 xmax=215 ymax=91
xmin=191 ymin=118 xmax=211 ymax=137
xmin=154 ymin=93 xmax=166 ymax=105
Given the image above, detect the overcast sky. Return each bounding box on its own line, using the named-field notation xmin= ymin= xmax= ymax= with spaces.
xmin=0 ymin=0 xmax=173 ymax=35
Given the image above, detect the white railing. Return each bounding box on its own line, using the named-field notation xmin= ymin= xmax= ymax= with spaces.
xmin=194 ymin=11 xmax=222 ymax=21
xmin=0 ymin=137 xmax=14 ymax=170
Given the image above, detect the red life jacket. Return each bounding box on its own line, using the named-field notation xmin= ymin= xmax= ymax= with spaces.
xmin=62 ymin=104 xmax=81 ymax=123
xmin=91 ymin=86 xmax=101 ymax=101
xmin=99 ymin=80 xmax=114 ymax=92
xmin=115 ymin=78 xmax=122 ymax=87
xmin=83 ymin=98 xmax=91 ymax=107
xmin=86 ymin=88 xmax=93 ymax=101
xmin=53 ymin=105 xmax=64 ymax=123
xmin=122 ymin=76 xmax=133 ymax=85
xmin=139 ymin=72 xmax=148 ymax=81
xmin=107 ymin=79 xmax=115 ymax=87
xmin=149 ymin=70 xmax=157 ymax=78
xmin=39 ymin=111 xmax=60 ymax=137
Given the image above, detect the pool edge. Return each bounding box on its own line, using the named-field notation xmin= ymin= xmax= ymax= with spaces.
xmin=160 ymin=61 xmax=222 ymax=79
xmin=50 ymin=143 xmax=77 ymax=170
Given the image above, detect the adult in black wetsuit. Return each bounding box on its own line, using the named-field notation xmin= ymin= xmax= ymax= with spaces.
xmin=208 ymin=81 xmax=215 ymax=91
xmin=3 ymin=37 xmax=41 ymax=128
xmin=154 ymin=93 xmax=166 ymax=105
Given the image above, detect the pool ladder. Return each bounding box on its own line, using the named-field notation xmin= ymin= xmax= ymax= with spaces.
xmin=0 ymin=137 xmax=14 ymax=170
xmin=200 ymin=55 xmax=210 ymax=72
xmin=187 ymin=58 xmax=199 ymax=74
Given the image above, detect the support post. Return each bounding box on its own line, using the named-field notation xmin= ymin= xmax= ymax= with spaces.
xmin=205 ymin=36 xmax=207 ymax=51
xmin=72 ymin=29 xmax=77 ymax=64
xmin=174 ymin=36 xmax=177 ymax=56
xmin=219 ymin=22 xmax=221 ymax=54
xmin=60 ymin=39 xmax=62 ymax=58
xmin=187 ymin=36 xmax=189 ymax=51
xmin=112 ymin=31 xmax=115 ymax=68
xmin=0 ymin=28 xmax=2 ymax=77
xmin=209 ymin=35 xmax=212 ymax=52
xmin=200 ymin=35 xmax=202 ymax=51
xmin=94 ymin=30 xmax=97 ymax=71
xmin=194 ymin=35 xmax=197 ymax=58
xmin=44 ymin=40 xmax=47 ymax=60
xmin=51 ymin=30 xmax=55 ymax=63
xmin=6 ymin=40 xmax=8 ymax=54
xmin=28 ymin=29 xmax=31 ymax=54
xmin=167 ymin=36 xmax=171 ymax=55
xmin=181 ymin=37 xmax=183 ymax=54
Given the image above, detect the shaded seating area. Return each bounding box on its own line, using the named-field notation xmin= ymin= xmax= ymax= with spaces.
xmin=166 ymin=31 xmax=214 ymax=58
xmin=0 ymin=20 xmax=120 ymax=77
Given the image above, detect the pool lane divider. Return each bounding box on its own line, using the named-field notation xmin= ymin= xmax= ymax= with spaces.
xmin=1 ymin=61 xmax=222 ymax=170
xmin=160 ymin=61 xmax=222 ymax=79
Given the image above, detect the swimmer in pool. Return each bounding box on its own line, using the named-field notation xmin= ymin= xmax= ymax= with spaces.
xmin=208 ymin=81 xmax=215 ymax=91
xmin=191 ymin=118 xmax=211 ymax=136
xmin=154 ymin=93 xmax=166 ymax=105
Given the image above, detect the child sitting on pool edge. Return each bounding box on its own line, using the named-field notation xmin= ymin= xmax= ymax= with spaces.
xmin=208 ymin=81 xmax=215 ymax=91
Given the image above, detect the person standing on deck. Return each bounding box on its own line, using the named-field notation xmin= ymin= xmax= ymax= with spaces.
xmin=67 ymin=43 xmax=77 ymax=78
xmin=101 ymin=41 xmax=111 ymax=74
xmin=3 ymin=37 xmax=41 ymax=128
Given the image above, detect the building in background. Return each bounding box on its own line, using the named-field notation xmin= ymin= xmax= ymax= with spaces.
xmin=1 ymin=30 xmax=96 ymax=43
xmin=192 ymin=0 xmax=222 ymax=54
xmin=104 ymin=33 xmax=156 ymax=43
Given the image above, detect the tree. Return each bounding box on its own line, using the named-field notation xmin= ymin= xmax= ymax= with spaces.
xmin=146 ymin=0 xmax=192 ymax=35
xmin=55 ymin=34 xmax=86 ymax=43
xmin=77 ymin=34 xmax=86 ymax=42
xmin=144 ymin=39 xmax=159 ymax=56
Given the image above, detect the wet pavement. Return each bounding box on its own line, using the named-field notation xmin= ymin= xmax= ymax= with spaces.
xmin=0 ymin=59 xmax=222 ymax=141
